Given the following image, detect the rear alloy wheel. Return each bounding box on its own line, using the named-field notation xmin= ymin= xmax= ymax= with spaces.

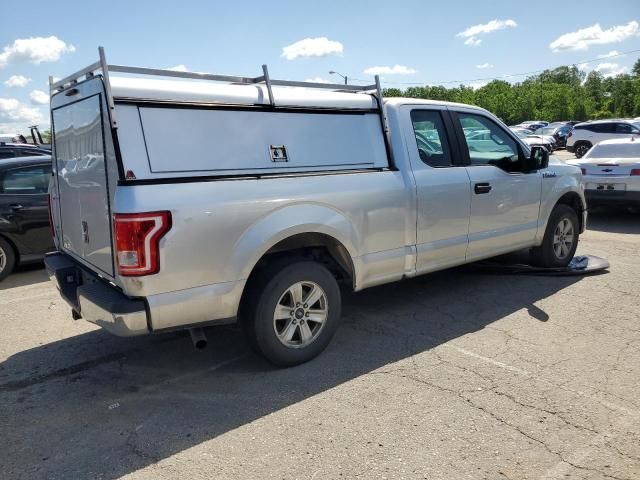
xmin=273 ymin=281 xmax=328 ymax=349
xmin=0 ymin=237 xmax=16 ymax=282
xmin=241 ymin=260 xmax=342 ymax=367
xmin=574 ymin=143 xmax=591 ymax=159
xmin=531 ymin=204 xmax=579 ymax=268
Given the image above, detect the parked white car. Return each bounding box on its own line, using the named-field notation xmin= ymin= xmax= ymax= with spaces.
xmin=566 ymin=119 xmax=640 ymax=158
xmin=45 ymin=48 xmax=587 ymax=366
xmin=567 ymin=138 xmax=640 ymax=207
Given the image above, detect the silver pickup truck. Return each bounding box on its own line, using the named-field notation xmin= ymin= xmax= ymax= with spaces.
xmin=45 ymin=48 xmax=587 ymax=366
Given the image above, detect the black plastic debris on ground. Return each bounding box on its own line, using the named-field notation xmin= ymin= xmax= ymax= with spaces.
xmin=470 ymin=255 xmax=610 ymax=276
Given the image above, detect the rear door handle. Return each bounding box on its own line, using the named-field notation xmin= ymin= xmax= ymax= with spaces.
xmin=474 ymin=183 xmax=492 ymax=194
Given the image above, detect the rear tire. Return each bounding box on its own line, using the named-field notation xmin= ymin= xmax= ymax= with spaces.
xmin=531 ymin=204 xmax=579 ymax=268
xmin=574 ymin=142 xmax=591 ymax=159
xmin=0 ymin=237 xmax=16 ymax=282
xmin=240 ymin=260 xmax=342 ymax=367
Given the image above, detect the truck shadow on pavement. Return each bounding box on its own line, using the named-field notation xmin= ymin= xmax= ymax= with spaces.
xmin=1 ymin=267 xmax=583 ymax=479
xmin=0 ymin=263 xmax=48 ymax=291
xmin=587 ymin=207 xmax=640 ymax=234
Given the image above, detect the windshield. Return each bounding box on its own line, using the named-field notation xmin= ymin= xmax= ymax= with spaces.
xmin=586 ymin=142 xmax=640 ymax=159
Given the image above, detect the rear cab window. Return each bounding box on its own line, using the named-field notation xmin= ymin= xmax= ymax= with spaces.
xmin=410 ymin=110 xmax=453 ymax=168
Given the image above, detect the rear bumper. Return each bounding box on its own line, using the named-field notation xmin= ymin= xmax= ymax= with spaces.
xmin=45 ymin=252 xmax=149 ymax=336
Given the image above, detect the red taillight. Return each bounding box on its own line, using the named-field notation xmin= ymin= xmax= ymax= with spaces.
xmin=114 ymin=211 xmax=171 ymax=276
xmin=47 ymin=194 xmax=54 ymax=238
xmin=631 ymin=169 xmax=640 ymax=176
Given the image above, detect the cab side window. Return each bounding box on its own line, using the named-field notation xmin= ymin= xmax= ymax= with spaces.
xmin=457 ymin=113 xmax=522 ymax=173
xmin=410 ymin=110 xmax=453 ymax=168
xmin=0 ymin=165 xmax=51 ymax=194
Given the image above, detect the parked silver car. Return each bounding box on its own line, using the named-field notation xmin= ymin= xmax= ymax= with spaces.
xmin=45 ymin=48 xmax=587 ymax=366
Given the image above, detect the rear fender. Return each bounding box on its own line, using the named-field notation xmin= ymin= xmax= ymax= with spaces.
xmin=229 ymin=203 xmax=360 ymax=284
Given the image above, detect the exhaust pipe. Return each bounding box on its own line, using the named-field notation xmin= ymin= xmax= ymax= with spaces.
xmin=189 ymin=328 xmax=208 ymax=350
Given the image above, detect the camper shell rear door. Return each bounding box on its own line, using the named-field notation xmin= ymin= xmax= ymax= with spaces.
xmin=50 ymin=76 xmax=120 ymax=278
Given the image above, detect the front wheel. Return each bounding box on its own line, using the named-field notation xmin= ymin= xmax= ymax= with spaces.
xmin=240 ymin=260 xmax=342 ymax=367
xmin=531 ymin=204 xmax=579 ymax=268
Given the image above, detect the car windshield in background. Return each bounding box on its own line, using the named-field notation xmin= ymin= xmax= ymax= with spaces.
xmin=587 ymin=142 xmax=640 ymax=159
xmin=511 ymin=129 xmax=533 ymax=139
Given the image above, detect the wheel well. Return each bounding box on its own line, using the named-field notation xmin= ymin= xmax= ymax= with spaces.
xmin=555 ymin=192 xmax=584 ymax=230
xmin=248 ymin=233 xmax=355 ymax=289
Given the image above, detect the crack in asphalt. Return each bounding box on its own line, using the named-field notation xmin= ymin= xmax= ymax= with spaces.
xmin=384 ymin=370 xmax=634 ymax=480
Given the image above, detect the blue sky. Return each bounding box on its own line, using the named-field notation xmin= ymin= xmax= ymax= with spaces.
xmin=1 ymin=0 xmax=639 ymax=131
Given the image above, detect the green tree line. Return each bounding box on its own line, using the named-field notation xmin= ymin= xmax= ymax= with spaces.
xmin=383 ymin=59 xmax=640 ymax=125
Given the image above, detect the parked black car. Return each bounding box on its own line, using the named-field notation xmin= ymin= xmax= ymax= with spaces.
xmin=534 ymin=125 xmax=573 ymax=148
xmin=0 ymin=156 xmax=55 ymax=281
xmin=0 ymin=143 xmax=50 ymax=160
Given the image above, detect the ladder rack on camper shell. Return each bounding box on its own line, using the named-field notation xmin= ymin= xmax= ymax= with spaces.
xmin=49 ymin=47 xmax=388 ymax=134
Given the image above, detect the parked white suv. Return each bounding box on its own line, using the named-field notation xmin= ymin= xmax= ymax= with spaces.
xmin=45 ymin=48 xmax=587 ymax=366
xmin=567 ymin=119 xmax=640 ymax=158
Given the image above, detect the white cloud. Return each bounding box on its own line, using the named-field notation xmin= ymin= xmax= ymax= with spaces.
xmin=282 ymin=37 xmax=343 ymax=60
xmin=305 ymin=77 xmax=331 ymax=83
xmin=457 ymin=19 xmax=517 ymax=40
xmin=0 ymin=36 xmax=75 ymax=68
xmin=594 ymin=62 xmax=628 ymax=77
xmin=464 ymin=37 xmax=482 ymax=47
xmin=549 ymin=21 xmax=639 ymax=52
xmin=30 ymin=90 xmax=49 ymax=105
xmin=597 ymin=50 xmax=620 ymax=58
xmin=475 ymin=62 xmax=493 ymax=69
xmin=363 ymin=64 xmax=416 ymax=75
xmin=0 ymin=97 xmax=43 ymax=126
xmin=168 ymin=64 xmax=188 ymax=72
xmin=4 ymin=74 xmax=31 ymax=88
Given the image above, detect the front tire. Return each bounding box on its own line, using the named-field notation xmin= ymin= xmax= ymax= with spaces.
xmin=0 ymin=237 xmax=16 ymax=282
xmin=531 ymin=204 xmax=579 ymax=268
xmin=241 ymin=260 xmax=342 ymax=367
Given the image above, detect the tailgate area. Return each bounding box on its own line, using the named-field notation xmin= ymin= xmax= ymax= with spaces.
xmin=45 ymin=252 xmax=149 ymax=336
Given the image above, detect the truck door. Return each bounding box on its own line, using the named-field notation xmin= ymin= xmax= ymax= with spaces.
xmin=401 ymin=106 xmax=471 ymax=273
xmin=451 ymin=109 xmax=542 ymax=261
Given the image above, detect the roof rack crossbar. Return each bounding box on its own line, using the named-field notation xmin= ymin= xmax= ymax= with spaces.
xmin=50 ymin=47 xmax=384 ymax=131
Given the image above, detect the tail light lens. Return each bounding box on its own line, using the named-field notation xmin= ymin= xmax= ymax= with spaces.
xmin=114 ymin=211 xmax=171 ymax=276
xmin=631 ymin=169 xmax=640 ymax=176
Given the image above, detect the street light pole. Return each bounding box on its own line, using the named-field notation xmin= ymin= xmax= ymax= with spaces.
xmin=329 ymin=70 xmax=348 ymax=85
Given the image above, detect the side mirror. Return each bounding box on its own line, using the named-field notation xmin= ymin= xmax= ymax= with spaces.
xmin=525 ymin=146 xmax=549 ymax=171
